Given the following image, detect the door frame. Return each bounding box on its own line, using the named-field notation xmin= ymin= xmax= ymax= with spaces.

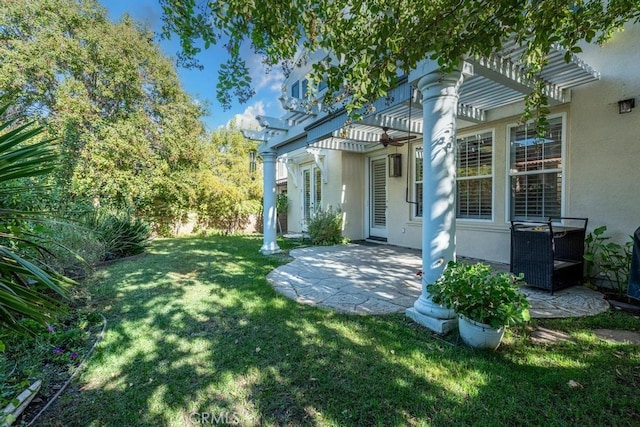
xmin=301 ymin=164 xmax=322 ymax=223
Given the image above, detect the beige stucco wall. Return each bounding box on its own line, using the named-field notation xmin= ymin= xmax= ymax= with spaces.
xmin=340 ymin=151 xmax=365 ymax=240
xmin=568 ymin=23 xmax=640 ymax=244
xmin=321 ymin=149 xmax=343 ymax=210
xmin=385 ymin=142 xmax=422 ymax=248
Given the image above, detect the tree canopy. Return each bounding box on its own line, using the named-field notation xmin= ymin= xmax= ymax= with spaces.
xmin=0 ymin=0 xmax=207 ymax=227
xmin=160 ymin=0 xmax=640 ymax=123
xmin=196 ymin=124 xmax=262 ymax=234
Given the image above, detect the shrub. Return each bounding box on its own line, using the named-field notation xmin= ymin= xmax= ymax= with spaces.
xmin=427 ymin=261 xmax=530 ymax=328
xmin=40 ymin=221 xmax=105 ymax=279
xmin=307 ymin=207 xmax=346 ymax=246
xmin=90 ymin=210 xmax=152 ymax=260
xmin=195 ymin=171 xmax=261 ymax=234
xmin=584 ymin=225 xmax=633 ymax=295
xmin=276 ymin=193 xmax=289 ymax=214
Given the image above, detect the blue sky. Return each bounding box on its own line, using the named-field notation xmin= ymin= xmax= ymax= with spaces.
xmin=98 ymin=0 xmax=285 ymax=130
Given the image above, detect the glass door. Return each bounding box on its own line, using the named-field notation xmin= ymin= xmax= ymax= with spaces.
xmin=302 ymin=166 xmax=322 ymax=221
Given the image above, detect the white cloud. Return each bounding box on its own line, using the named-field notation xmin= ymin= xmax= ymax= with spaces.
xmin=218 ymin=50 xmax=287 ymax=130
xmin=247 ymin=53 xmax=285 ymax=93
xmin=225 ymin=101 xmax=265 ymax=130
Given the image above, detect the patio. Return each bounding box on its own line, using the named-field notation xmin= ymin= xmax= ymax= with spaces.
xmin=267 ymin=243 xmax=610 ymax=318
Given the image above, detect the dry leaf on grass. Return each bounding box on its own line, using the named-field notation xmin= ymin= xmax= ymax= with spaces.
xmin=568 ymin=380 xmax=583 ymax=389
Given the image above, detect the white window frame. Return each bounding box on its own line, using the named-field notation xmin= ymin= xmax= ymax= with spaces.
xmin=456 ymin=129 xmax=495 ymax=222
xmin=505 ymin=113 xmax=566 ymax=222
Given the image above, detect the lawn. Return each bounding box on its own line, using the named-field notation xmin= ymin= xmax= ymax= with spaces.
xmin=29 ymin=235 xmax=640 ymax=426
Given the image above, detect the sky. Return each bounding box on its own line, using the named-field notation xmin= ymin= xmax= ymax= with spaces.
xmin=98 ymin=0 xmax=285 ymax=131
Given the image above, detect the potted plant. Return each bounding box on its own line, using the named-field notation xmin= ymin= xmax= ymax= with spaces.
xmin=426 ymin=261 xmax=531 ymax=350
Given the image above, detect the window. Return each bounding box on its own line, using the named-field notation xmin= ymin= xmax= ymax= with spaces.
xmin=509 ymin=116 xmax=563 ymax=220
xmin=414 ymin=146 xmax=423 ymax=217
xmin=457 ymin=131 xmax=493 ymax=219
xmin=292 ymin=77 xmax=326 ymax=100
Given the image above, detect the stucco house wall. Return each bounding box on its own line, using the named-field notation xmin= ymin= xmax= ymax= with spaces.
xmin=340 ymin=151 xmax=366 ymax=240
xmin=569 ymin=23 xmax=640 ymax=244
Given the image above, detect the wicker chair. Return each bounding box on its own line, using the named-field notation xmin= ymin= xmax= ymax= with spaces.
xmin=510 ymin=217 xmax=588 ymax=294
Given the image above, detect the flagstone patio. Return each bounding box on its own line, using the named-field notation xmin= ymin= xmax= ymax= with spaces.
xmin=267 ymin=243 xmax=610 ymax=318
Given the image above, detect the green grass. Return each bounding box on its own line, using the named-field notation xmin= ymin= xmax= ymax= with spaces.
xmin=30 ymin=235 xmax=640 ymax=426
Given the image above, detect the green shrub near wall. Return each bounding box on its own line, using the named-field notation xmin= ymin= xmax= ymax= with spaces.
xmin=307 ymin=207 xmax=346 ymax=246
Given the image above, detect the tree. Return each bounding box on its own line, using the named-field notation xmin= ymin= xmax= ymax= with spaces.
xmin=160 ymin=0 xmax=640 ymax=126
xmin=0 ymin=0 xmax=206 ymax=228
xmin=195 ymin=126 xmax=262 ymax=234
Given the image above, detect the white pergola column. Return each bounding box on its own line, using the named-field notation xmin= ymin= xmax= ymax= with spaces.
xmin=406 ymin=61 xmax=464 ymax=334
xmin=260 ymin=146 xmax=281 ymax=255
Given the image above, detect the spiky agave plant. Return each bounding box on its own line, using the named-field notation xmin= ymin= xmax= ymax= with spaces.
xmin=0 ymin=101 xmax=74 ymax=331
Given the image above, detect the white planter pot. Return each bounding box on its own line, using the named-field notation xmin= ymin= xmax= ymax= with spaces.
xmin=458 ymin=315 xmax=505 ymax=350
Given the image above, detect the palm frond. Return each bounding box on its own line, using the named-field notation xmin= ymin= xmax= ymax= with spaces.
xmin=0 ymin=99 xmax=74 ymax=330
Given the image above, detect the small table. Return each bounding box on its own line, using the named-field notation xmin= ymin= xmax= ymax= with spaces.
xmin=510 ymin=219 xmax=588 ymax=294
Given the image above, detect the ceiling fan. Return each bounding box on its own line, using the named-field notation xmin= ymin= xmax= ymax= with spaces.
xmin=379 ymin=126 xmax=416 ymax=147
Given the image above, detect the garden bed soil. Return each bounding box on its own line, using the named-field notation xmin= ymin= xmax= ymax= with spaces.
xmin=11 ymin=315 xmax=105 ymax=426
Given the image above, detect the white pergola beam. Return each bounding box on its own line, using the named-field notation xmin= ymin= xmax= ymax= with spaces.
xmin=469 ymin=55 xmax=566 ymax=103
xmin=257 ymin=115 xmax=289 ymax=131
xmin=359 ymin=112 xmax=424 ymax=135
xmin=332 ymin=128 xmax=379 ymax=143
xmin=279 ymin=94 xmax=320 ymax=115
xmin=242 ymin=130 xmax=269 ymax=142
xmin=457 ymin=104 xmax=487 ymax=123
xmin=312 ymin=137 xmax=371 ymax=153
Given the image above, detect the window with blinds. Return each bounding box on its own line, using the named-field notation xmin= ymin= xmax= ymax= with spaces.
xmin=456 ymin=131 xmax=493 ymax=220
xmin=509 ymin=116 xmax=563 ymax=220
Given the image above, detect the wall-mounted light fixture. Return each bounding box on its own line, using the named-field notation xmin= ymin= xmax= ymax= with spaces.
xmin=618 ymin=98 xmax=635 ymax=114
xmin=388 ymin=153 xmax=402 ymax=177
